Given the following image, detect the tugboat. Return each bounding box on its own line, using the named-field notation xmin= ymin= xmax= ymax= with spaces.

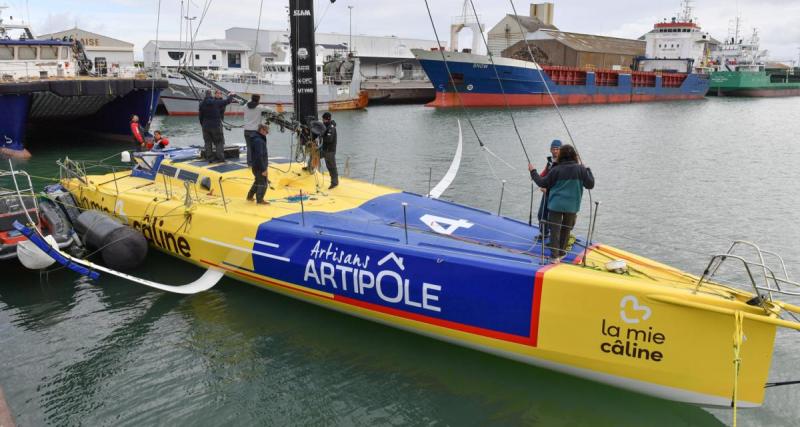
xmin=0 ymin=6 xmax=167 ymax=158
xmin=19 ymin=0 xmax=800 ymax=409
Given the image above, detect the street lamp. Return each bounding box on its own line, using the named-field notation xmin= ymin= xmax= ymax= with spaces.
xmin=185 ymin=15 xmax=197 ymax=67
xmin=348 ymin=5 xmax=354 ymax=55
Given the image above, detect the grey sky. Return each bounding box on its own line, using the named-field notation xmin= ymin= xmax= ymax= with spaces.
xmin=15 ymin=1 xmax=800 ymax=61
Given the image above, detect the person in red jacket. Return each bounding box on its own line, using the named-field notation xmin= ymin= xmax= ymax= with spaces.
xmin=130 ymin=115 xmax=152 ymax=151
xmin=152 ymin=131 xmax=169 ymax=150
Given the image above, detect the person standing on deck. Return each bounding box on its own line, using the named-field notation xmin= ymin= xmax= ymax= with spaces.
xmin=199 ymin=90 xmax=235 ymax=163
xmin=320 ymin=112 xmax=339 ymax=189
xmin=247 ymin=124 xmax=270 ymax=205
xmin=243 ymin=94 xmax=272 ymax=166
xmin=536 ymin=139 xmax=561 ymax=241
xmin=528 ymin=144 xmax=594 ymax=261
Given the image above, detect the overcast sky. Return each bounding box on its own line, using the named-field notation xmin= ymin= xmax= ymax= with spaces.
xmin=6 ymin=0 xmax=799 ymax=61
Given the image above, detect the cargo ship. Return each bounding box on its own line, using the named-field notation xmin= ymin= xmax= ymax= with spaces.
xmin=412 ymin=3 xmax=711 ymax=108
xmin=709 ymin=27 xmax=800 ymax=97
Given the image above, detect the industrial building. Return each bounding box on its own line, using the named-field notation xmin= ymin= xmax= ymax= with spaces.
xmin=37 ymin=27 xmax=135 ymax=70
xmin=143 ymin=39 xmax=252 ymax=70
xmin=503 ymin=29 xmax=645 ymax=69
xmin=486 ymin=2 xmax=557 ymax=57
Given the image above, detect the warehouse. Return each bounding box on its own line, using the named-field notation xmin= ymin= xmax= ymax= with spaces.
xmin=37 ymin=27 xmax=135 ymax=71
xmin=502 ymin=29 xmax=645 ymax=70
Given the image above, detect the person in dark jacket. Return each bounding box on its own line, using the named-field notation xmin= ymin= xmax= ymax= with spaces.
xmin=528 ymin=144 xmax=594 ymax=260
xmin=199 ymin=90 xmax=234 ymax=163
xmin=320 ymin=112 xmax=338 ymax=189
xmin=536 ymin=139 xmax=561 ymax=241
xmin=247 ymin=124 xmax=270 ymax=204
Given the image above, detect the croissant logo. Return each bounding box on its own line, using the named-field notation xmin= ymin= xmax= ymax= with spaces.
xmin=619 ymin=295 xmax=651 ymax=324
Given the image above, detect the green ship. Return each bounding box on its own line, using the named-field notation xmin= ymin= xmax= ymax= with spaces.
xmin=708 ymin=26 xmax=800 ymax=97
xmin=709 ymin=68 xmax=800 ymax=97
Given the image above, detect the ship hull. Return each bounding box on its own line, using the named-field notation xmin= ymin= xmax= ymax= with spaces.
xmin=60 ymin=156 xmax=784 ymax=408
xmin=413 ymin=50 xmax=709 ymax=108
xmin=160 ymin=78 xmax=368 ymax=115
xmin=0 ymin=79 xmax=165 ymax=156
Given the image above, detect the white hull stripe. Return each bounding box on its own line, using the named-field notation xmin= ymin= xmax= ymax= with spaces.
xmin=202 ymin=237 xmax=290 ymax=262
xmin=243 ymin=237 xmax=280 ymax=248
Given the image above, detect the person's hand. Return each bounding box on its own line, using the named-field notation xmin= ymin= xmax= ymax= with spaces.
xmin=527 ymin=163 xmax=535 ymax=172
xmin=539 ymin=187 xmax=546 ymax=193
xmin=261 ymin=171 xmax=268 ymax=177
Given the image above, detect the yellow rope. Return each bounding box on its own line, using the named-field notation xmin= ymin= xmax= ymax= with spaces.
xmin=732 ymin=310 xmax=745 ymax=427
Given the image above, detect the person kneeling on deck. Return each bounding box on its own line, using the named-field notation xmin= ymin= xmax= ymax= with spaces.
xmin=151 ymin=131 xmax=169 ymax=150
xmin=247 ymin=124 xmax=270 ymax=205
xmin=130 ymin=115 xmax=152 ymax=152
xmin=528 ymin=144 xmax=594 ymax=261
xmin=321 ymin=112 xmax=339 ymax=189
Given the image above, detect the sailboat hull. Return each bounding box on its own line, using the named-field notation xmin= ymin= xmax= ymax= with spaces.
xmin=61 ymin=159 xmax=779 ymax=407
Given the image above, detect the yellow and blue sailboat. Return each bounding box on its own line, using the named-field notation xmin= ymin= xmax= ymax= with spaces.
xmin=22 ymin=0 xmax=800 ymax=410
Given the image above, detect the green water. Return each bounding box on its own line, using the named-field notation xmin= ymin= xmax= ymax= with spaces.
xmin=3 ymin=98 xmax=800 ymax=425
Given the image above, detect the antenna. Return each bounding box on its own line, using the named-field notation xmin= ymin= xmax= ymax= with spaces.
xmin=678 ymin=0 xmax=693 ymax=22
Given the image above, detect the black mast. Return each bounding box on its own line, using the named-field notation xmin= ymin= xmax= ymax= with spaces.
xmin=289 ymin=0 xmax=318 ymax=126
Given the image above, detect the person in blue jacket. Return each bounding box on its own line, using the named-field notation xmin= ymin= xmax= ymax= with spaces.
xmin=199 ymin=90 xmax=235 ymax=163
xmin=528 ymin=144 xmax=594 ymax=260
xmin=247 ymin=124 xmax=270 ymax=205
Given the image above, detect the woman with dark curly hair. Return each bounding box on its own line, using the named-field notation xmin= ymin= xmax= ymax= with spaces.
xmin=528 ymin=144 xmax=594 ymax=261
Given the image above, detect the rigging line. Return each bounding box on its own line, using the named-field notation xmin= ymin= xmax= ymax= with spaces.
xmin=507 ymin=0 xmax=580 ymax=156
xmin=421 ymin=0 xmax=486 ymax=149
xmin=314 ymin=0 xmax=333 ymax=31
xmin=147 ymin=0 xmax=163 ymax=128
xmin=466 ymin=0 xmax=530 ymax=164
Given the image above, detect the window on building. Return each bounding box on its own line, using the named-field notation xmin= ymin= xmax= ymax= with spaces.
xmin=0 ymin=45 xmax=14 ymax=60
xmin=226 ymin=52 xmax=239 ymax=68
xmin=167 ymin=51 xmax=185 ymax=60
xmin=40 ymin=46 xmax=58 ymax=60
xmin=195 ymin=54 xmax=200 ymax=60
xmin=18 ymin=46 xmax=37 ymax=60
xmin=212 ymin=54 xmax=217 ymax=60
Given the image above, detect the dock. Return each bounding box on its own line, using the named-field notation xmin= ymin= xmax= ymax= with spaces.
xmin=361 ymin=79 xmax=435 ymax=104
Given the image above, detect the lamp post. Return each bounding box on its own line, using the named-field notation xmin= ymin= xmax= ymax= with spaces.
xmin=185 ymin=15 xmax=197 ymax=67
xmin=348 ymin=5 xmax=354 ymax=54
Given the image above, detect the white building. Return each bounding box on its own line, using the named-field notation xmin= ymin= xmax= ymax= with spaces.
xmin=225 ymin=28 xmax=440 ymax=79
xmin=143 ymin=39 xmax=252 ymax=71
xmin=37 ymin=27 xmax=134 ymax=69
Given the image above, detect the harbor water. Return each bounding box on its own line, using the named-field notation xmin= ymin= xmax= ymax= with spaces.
xmin=2 ymin=98 xmax=800 ymax=426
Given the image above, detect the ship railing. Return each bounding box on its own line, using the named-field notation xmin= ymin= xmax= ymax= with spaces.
xmin=2 ymin=160 xmax=40 ymax=229
xmin=695 ymin=240 xmax=800 ymax=300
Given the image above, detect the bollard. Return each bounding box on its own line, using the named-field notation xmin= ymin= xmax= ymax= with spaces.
xmin=402 ymin=202 xmax=409 ymax=244
xmin=497 ymin=180 xmax=506 ymax=216
xmin=299 ymin=189 xmax=306 ymax=227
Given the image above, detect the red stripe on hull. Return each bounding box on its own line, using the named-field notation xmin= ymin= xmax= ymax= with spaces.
xmin=427 ymin=92 xmax=705 ymax=108
xmin=529 ymin=264 xmax=556 ymax=347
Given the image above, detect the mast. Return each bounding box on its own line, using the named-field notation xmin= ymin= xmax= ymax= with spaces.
xmin=289 ymin=0 xmax=318 ymax=126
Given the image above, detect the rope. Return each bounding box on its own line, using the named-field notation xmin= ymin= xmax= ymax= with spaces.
xmin=731 ymin=310 xmax=744 ymax=427
xmin=147 ymin=0 xmax=163 ymax=129
xmin=466 ymin=0 xmax=530 ymax=164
